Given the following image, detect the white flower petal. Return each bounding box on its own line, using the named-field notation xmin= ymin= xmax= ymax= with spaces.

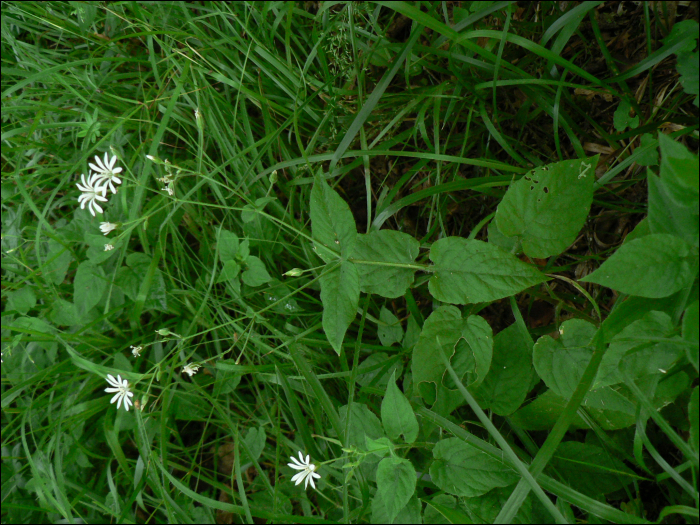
xmin=288 ymin=451 xmax=320 ymax=490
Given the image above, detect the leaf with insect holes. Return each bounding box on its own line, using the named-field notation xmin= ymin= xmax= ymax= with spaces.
xmin=495 ymin=156 xmax=599 ymax=258
xmin=412 ymin=306 xmax=493 ymax=405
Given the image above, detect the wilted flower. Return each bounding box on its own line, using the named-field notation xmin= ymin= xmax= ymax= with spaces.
xmin=89 ymin=153 xmax=123 ymax=194
xmin=104 ymin=244 xmax=114 ymax=251
xmin=130 ymin=345 xmax=142 ymax=357
xmin=100 ymin=222 xmax=117 ymax=235
xmin=288 ymin=452 xmax=321 ymax=490
xmin=182 ymin=363 xmax=200 ymax=377
xmin=77 ymin=173 xmax=108 ymax=216
xmin=104 ymin=374 xmax=134 ymax=411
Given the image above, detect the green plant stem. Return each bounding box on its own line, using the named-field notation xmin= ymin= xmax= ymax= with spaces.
xmin=437 ymin=346 xmax=568 ymax=524
xmin=496 ymin=325 xmax=609 ymax=522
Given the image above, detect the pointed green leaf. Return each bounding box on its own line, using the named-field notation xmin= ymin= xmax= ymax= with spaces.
xmin=371 ymin=494 xmax=422 ymax=524
xmin=241 ymin=256 xmax=271 ymax=287
xmin=550 ymin=442 xmax=637 ymax=497
xmin=402 ymin=314 xmax=420 ymax=349
xmin=237 ymin=238 xmax=250 ymax=260
xmin=351 ymin=230 xmax=420 ymax=298
xmin=509 ymin=388 xmax=636 ymax=431
xmin=580 ymin=234 xmax=698 ymax=298
xmin=43 ymin=238 xmax=72 ymax=285
xmin=218 ymin=229 xmax=239 ymax=261
xmin=216 ymin=260 xmax=240 ymax=283
xmin=356 ymin=353 xmax=404 ymax=389
xmin=365 ymin=436 xmax=395 ymax=458
xmin=320 ymin=261 xmax=360 ymax=354
xmin=240 ymin=427 xmax=266 ymax=465
xmin=74 ymin=261 xmax=107 ymax=317
xmin=310 ymin=177 xmax=357 ymax=262
xmin=473 ymin=323 xmax=535 ymax=416
xmin=424 ymin=495 xmax=472 ymax=524
xmin=533 ymin=319 xmax=597 ymax=399
xmin=595 ymin=311 xmax=684 ymax=389
xmin=7 ymin=287 xmax=36 ymax=315
xmin=338 ymin=402 xmax=383 ymax=448
xmin=648 ymin=171 xmax=699 ymax=248
xmin=462 ymin=486 xmax=533 ymax=524
xmin=378 ymin=305 xmax=403 ymax=347
xmin=495 ymin=156 xmax=599 ymax=258
xmin=487 ymin=217 xmax=519 ymax=253
xmin=658 ymin=132 xmax=699 ymax=207
xmin=428 ymin=238 xmax=547 ymax=304
xmin=430 ymin=438 xmax=517 ymax=497
xmin=376 ymin=458 xmax=417 ymax=523
xmin=381 ymin=371 xmax=419 ymax=443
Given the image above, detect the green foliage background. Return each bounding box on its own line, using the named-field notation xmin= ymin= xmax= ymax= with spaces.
xmin=1 ymin=2 xmax=698 ymax=524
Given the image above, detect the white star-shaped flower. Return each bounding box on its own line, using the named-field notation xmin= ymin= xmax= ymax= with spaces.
xmin=182 ymin=363 xmax=200 ymax=377
xmin=288 ymin=452 xmax=321 ymax=490
xmin=77 ymin=172 xmax=108 ymax=216
xmin=100 ymin=222 xmax=117 ymax=235
xmin=104 ymin=374 xmax=134 ymax=411
xmin=89 ymin=153 xmax=123 ymax=194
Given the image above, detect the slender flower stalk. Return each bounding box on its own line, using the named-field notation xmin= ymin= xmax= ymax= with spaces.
xmin=288 ymin=452 xmax=321 ymax=490
xmin=76 ymin=173 xmax=108 ymax=216
xmin=104 ymin=374 xmax=134 ymax=411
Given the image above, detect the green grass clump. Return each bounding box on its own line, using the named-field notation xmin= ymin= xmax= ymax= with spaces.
xmin=2 ymin=2 xmax=698 ymax=524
